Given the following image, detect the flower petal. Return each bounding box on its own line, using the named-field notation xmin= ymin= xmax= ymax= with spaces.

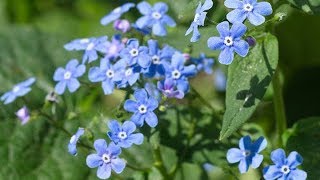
xmin=216 ymin=21 xmax=230 ymax=37
xmin=137 ymin=1 xmax=152 ymax=15
xmin=254 ymin=2 xmax=272 ymax=16
xmin=67 ymin=78 xmax=80 ymax=93
xmin=54 ymin=68 xmax=66 ymax=81
xmin=122 ymin=121 xmax=136 ymax=134
xmin=201 ymin=0 xmax=213 ymax=11
xmin=233 ymin=40 xmax=249 ymax=57
xmin=124 ymin=100 xmax=138 ymax=113
xmin=218 ymin=47 xmax=234 ymax=65
xmin=238 ymin=159 xmax=249 ymax=173
xmin=251 ymin=136 xmax=267 ymax=153
xmin=263 ymin=165 xmax=283 ymax=180
xmin=154 ymin=2 xmax=168 ymax=13
xmin=145 ymin=112 xmax=158 ymax=127
xmin=127 ymin=133 xmax=144 ymax=145
xmin=134 ymin=89 xmax=148 ymax=101
xmin=227 ymin=9 xmax=247 ymax=24
xmin=230 ymin=22 xmax=247 ymax=39
xmin=97 ymin=163 xmax=111 ymax=179
xmin=239 ymin=135 xmax=251 ymax=150
xmin=224 ymin=0 xmax=243 ymax=8
xmin=248 ymin=12 xmax=265 ymax=26
xmin=111 ymin=158 xmax=126 ymax=174
xmin=94 ymin=139 xmax=108 ymax=155
xmin=102 ymin=80 xmax=114 ymax=95
xmin=190 ymin=25 xmax=201 ymax=42
xmin=226 ymin=148 xmax=243 ymax=163
xmin=270 ymin=148 xmax=286 ymax=166
xmin=287 ymin=169 xmax=307 ymax=180
xmin=251 ymin=154 xmax=263 ymax=168
xmin=152 ymin=22 xmax=167 ymax=36
xmin=55 ymin=81 xmax=67 ymax=95
xmin=86 ymin=154 xmax=102 ymax=168
xmin=108 ymin=120 xmax=121 ymax=133
xmin=136 ymin=16 xmax=152 ymax=29
xmin=162 ymin=15 xmax=176 ymax=27
xmin=131 ymin=112 xmax=144 ymax=127
xmin=147 ymin=97 xmax=159 ymax=111
xmin=207 ymin=37 xmax=224 ymax=50
xmin=287 ymin=151 xmax=303 ymax=168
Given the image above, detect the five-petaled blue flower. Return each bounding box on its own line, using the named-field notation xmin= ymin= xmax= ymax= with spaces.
xmin=157 ymin=78 xmax=185 ymax=99
xmin=107 ymin=120 xmax=144 ymax=148
xmin=53 ymin=59 xmax=86 ymax=94
xmin=124 ymin=89 xmax=159 ymax=127
xmin=136 ymin=1 xmax=176 ymax=36
xmin=89 ymin=57 xmax=124 ymax=95
xmin=1 ymin=77 xmax=36 ymax=104
xmin=145 ymin=39 xmax=175 ymax=78
xmin=263 ymin=148 xmax=307 ymax=180
xmin=225 ymin=0 xmax=272 ymax=26
xmin=86 ymin=139 xmax=126 ymax=179
xmin=207 ymin=21 xmax=249 ymax=65
xmin=226 ymin=135 xmax=267 ymax=173
xmin=64 ymin=36 xmax=109 ymax=64
xmin=68 ymin=127 xmax=85 ymax=156
xmin=192 ymin=53 xmax=214 ymax=74
xmin=120 ymin=38 xmax=151 ymax=68
xmin=185 ymin=0 xmax=213 ymax=42
xmin=101 ymin=3 xmax=135 ymax=25
xmin=163 ymin=52 xmax=197 ymax=93
xmin=117 ymin=61 xmax=141 ymax=88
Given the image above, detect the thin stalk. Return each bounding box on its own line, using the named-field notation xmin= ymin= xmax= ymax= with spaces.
xmin=272 ymin=68 xmax=287 ymax=147
xmin=152 ymin=146 xmax=170 ymax=179
xmin=126 ymin=163 xmax=150 ymax=172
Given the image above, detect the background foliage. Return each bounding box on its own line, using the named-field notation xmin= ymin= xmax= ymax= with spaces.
xmin=0 ymin=0 xmax=320 ymax=179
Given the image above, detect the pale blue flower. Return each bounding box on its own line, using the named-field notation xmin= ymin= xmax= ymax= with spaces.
xmin=225 ymin=0 xmax=272 ymax=26
xmin=120 ymin=38 xmax=151 ymax=68
xmin=157 ymin=78 xmax=184 ymax=99
xmin=16 ymin=106 xmax=30 ymax=125
xmin=207 ymin=21 xmax=249 ymax=65
xmin=53 ymin=59 xmax=86 ymax=94
xmin=192 ymin=53 xmax=214 ymax=74
xmin=68 ymin=127 xmax=85 ymax=156
xmin=1 ymin=77 xmax=36 ymax=104
xmin=185 ymin=0 xmax=213 ymax=42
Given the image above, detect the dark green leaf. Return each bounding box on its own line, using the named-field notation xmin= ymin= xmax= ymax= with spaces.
xmin=220 ymin=33 xmax=278 ymax=140
xmin=287 ymin=0 xmax=320 ymax=14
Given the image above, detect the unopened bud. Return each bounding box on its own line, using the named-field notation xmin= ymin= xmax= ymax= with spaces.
xmin=113 ymin=19 xmax=131 ymax=33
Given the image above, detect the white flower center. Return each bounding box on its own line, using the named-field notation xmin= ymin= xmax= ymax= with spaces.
xmin=242 ymin=150 xmax=251 ymax=157
xmin=80 ymin=38 xmax=90 ymax=44
xmin=86 ymin=43 xmax=95 ymax=51
xmin=138 ymin=104 xmax=148 ymax=114
xmin=70 ymin=135 xmax=77 ymax=144
xmin=194 ymin=13 xmax=201 ymax=22
xmin=13 ymin=86 xmax=20 ymax=93
xmin=64 ymin=71 xmax=72 ymax=80
xmin=113 ymin=7 xmax=122 ymax=13
xmin=130 ymin=48 xmax=139 ymax=57
xmin=224 ymin=36 xmax=233 ymax=46
xmin=164 ymin=89 xmax=172 ymax=94
xmin=281 ymin=165 xmax=290 ymax=174
xmin=102 ymin=154 xmax=111 ymax=163
xmin=125 ymin=68 xmax=132 ymax=76
xmin=106 ymin=70 xmax=114 ymax=78
xmin=152 ymin=12 xmax=162 ymax=19
xmin=152 ymin=55 xmax=160 ymax=64
xmin=118 ymin=131 xmax=127 ymax=139
xmin=243 ymin=3 xmax=253 ymax=12
xmin=172 ymin=70 xmax=181 ymax=79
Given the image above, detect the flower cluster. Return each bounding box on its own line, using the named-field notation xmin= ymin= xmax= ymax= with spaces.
xmin=227 ymin=136 xmax=307 ymax=179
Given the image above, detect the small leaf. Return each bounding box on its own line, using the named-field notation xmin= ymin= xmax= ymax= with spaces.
xmin=220 ymin=33 xmax=278 ymax=140
xmin=286 ymin=0 xmax=320 ymax=15
xmin=286 ymin=117 xmax=320 ymax=180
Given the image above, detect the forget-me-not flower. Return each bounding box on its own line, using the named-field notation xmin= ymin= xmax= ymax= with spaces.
xmin=68 ymin=127 xmax=85 ymax=156
xmin=136 ymin=1 xmax=176 ymax=36
xmin=89 ymin=57 xmax=124 ymax=95
xmin=104 ymin=35 xmax=125 ymax=60
xmin=207 ymin=21 xmax=249 ymax=65
xmin=64 ymin=36 xmax=109 ymax=63
xmin=157 ymin=78 xmax=185 ymax=99
xmin=226 ymin=136 xmax=267 ymax=173
xmin=101 ymin=3 xmax=135 ymax=25
xmin=263 ymin=148 xmax=307 ymax=180
xmin=86 ymin=139 xmax=126 ymax=179
xmin=16 ymin=106 xmax=30 ymax=125
xmin=1 ymin=77 xmax=36 ymax=104
xmin=185 ymin=0 xmax=213 ymax=42
xmin=192 ymin=53 xmax=214 ymax=74
xmin=120 ymin=38 xmax=151 ymax=68
xmin=145 ymin=39 xmax=175 ymax=78
xmin=225 ymin=0 xmax=272 ymax=26
xmin=53 ymin=59 xmax=86 ymax=94
xmin=124 ymin=89 xmax=159 ymax=127
xmin=117 ymin=61 xmax=141 ymax=88
xmin=107 ymin=120 xmax=144 ymax=148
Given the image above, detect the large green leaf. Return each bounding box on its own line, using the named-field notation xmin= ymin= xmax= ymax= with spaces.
xmin=220 ymin=33 xmax=279 ymax=140
xmin=287 ymin=0 xmax=320 ymax=14
xmin=286 ymin=117 xmax=320 ymax=180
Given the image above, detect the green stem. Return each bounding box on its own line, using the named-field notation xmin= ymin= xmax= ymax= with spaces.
xmin=126 ymin=163 xmax=150 ymax=172
xmin=152 ymin=146 xmax=170 ymax=179
xmin=272 ymin=68 xmax=287 ymax=147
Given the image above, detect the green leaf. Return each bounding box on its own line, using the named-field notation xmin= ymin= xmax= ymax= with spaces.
xmin=286 ymin=117 xmax=320 ymax=180
xmin=220 ymin=33 xmax=279 ymax=140
xmin=287 ymin=0 xmax=320 ymax=15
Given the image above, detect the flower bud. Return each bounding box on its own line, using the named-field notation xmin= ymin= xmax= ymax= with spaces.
xmin=246 ymin=36 xmax=256 ymax=47
xmin=16 ymin=106 xmax=30 ymax=125
xmin=113 ymin=19 xmax=131 ymax=33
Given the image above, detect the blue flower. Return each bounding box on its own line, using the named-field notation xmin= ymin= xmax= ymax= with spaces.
xmin=117 ymin=61 xmax=141 ymax=88
xmin=124 ymin=89 xmax=159 ymax=127
xmin=113 ymin=19 xmax=131 ymax=33
xmin=107 ymin=120 xmax=144 ymax=148
xmin=1 ymin=77 xmax=36 ymax=104
xmin=225 ymin=0 xmax=272 ymax=26
xmin=214 ymin=69 xmax=227 ymax=92
xmin=263 ymin=149 xmax=307 ymax=180
xmin=145 ymin=39 xmax=175 ymax=78
xmin=88 ymin=58 xmax=124 ymax=95
xmin=185 ymin=0 xmax=213 ymax=42
xmin=86 ymin=139 xmax=126 ymax=179
xmin=136 ymin=1 xmax=176 ymax=36
xmin=53 ymin=59 xmax=86 ymax=94
xmin=64 ymin=36 xmax=109 ymax=64
xmin=157 ymin=78 xmax=184 ymax=99
xmin=16 ymin=106 xmax=30 ymax=125
xmin=226 ymin=136 xmax=267 ymax=173
xmin=144 ymin=82 xmax=161 ymax=102
xmin=101 ymin=3 xmax=135 ymax=26
xmin=68 ymin=127 xmax=85 ymax=156
xmin=192 ymin=53 xmax=214 ymax=74
xmin=163 ymin=52 xmax=196 ymax=93
xmin=120 ymin=38 xmax=151 ymax=68
xmin=132 ymin=23 xmax=152 ymax=35
xmin=104 ymin=35 xmax=125 ymax=60
xmin=207 ymin=21 xmax=249 ymax=65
